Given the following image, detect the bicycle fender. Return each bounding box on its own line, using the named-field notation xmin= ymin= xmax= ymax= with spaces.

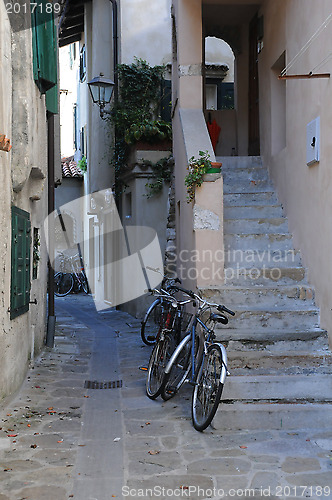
xmin=214 ymin=342 xmax=228 ymax=385
xmin=142 ymin=298 xmax=161 ymax=323
xmin=164 ymin=333 xmax=191 ymax=374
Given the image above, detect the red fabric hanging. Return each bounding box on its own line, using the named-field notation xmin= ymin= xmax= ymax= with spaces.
xmin=207 ymin=119 xmax=221 ymax=152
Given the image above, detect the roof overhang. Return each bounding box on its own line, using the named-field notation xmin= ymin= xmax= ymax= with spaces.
xmin=58 ymin=0 xmax=91 ymax=47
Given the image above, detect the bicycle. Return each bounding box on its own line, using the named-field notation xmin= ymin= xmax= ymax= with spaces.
xmin=159 ymin=287 xmax=235 ymax=431
xmin=54 ymin=251 xmax=89 ymax=297
xmin=141 ymin=269 xmax=182 ymax=346
xmin=145 ymin=288 xmax=193 ymax=400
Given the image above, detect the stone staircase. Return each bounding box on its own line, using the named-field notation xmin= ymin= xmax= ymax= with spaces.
xmin=200 ymin=156 xmax=332 ymax=429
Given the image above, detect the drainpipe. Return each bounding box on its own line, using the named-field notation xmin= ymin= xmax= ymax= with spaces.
xmin=46 ymin=111 xmax=56 ymax=348
xmin=109 ymin=0 xmax=118 ymax=102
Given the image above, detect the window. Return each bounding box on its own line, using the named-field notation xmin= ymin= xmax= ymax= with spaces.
xmin=80 ymin=125 xmax=87 ymax=156
xmin=160 ymin=79 xmax=172 ymax=122
xmin=32 ymin=228 xmax=40 ymax=280
xmin=205 ymin=80 xmax=234 ymax=110
xmin=10 ymin=207 xmax=31 ymax=320
xmin=73 ymin=104 xmax=78 ymax=150
xmin=80 ymin=46 xmax=86 ymax=82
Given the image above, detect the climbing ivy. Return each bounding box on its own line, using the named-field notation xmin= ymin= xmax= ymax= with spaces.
xmin=107 ymin=58 xmax=172 ymax=198
xmin=144 ymin=156 xmax=174 ymax=198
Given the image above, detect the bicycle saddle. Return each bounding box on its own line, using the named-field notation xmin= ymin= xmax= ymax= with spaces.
xmin=210 ymin=313 xmax=228 ymax=324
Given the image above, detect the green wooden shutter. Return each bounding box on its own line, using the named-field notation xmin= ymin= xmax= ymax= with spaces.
xmin=31 ymin=0 xmax=57 ymax=94
xmin=10 ymin=207 xmax=31 ymax=320
xmin=46 ymin=84 xmax=58 ymax=114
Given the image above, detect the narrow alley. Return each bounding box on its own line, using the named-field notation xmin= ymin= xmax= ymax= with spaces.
xmin=0 ymin=295 xmax=331 ymax=500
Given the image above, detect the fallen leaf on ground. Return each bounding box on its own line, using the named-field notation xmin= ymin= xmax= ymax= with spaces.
xmin=113 ymin=437 xmax=121 ymax=442
xmin=148 ymin=450 xmax=160 ymax=455
xmin=7 ymin=434 xmax=17 ymax=437
xmin=145 ymin=422 xmax=151 ymax=425
xmin=239 ymin=446 xmax=247 ymax=449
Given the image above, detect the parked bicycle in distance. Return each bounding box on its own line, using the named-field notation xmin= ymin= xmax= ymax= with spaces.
xmin=54 ymin=251 xmax=89 ymax=297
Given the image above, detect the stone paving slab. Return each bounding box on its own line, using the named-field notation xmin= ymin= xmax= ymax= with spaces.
xmin=0 ymin=295 xmax=331 ymax=500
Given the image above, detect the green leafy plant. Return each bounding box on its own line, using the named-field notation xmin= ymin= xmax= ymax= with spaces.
xmin=78 ymin=155 xmax=87 ymax=173
xmin=184 ymin=150 xmax=212 ymax=203
xmin=124 ymin=119 xmax=172 ymax=145
xmin=107 ymin=58 xmax=172 ymax=197
xmin=144 ymin=156 xmax=174 ymax=198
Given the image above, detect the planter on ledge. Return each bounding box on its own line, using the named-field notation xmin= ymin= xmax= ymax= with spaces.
xmin=206 ymin=161 xmax=222 ymax=173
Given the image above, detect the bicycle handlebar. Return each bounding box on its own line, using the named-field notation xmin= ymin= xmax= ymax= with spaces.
xmin=217 ymin=304 xmax=235 ymax=316
xmin=168 ymin=285 xmax=197 ymax=299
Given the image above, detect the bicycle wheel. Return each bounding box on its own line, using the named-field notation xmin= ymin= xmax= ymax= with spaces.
xmin=54 ymin=272 xmax=74 ymax=297
xmin=146 ymin=333 xmax=175 ymax=399
xmin=141 ymin=299 xmax=163 ymax=346
xmin=192 ymin=343 xmax=224 ymax=432
xmin=79 ymin=272 xmax=89 ymax=294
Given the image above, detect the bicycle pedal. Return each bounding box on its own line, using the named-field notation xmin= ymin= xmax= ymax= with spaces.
xmin=139 ymin=366 xmax=148 ymax=371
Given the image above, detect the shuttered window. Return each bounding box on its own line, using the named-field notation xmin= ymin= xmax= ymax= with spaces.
xmin=31 ymin=0 xmax=57 ymax=95
xmin=10 ymin=207 xmax=31 ymax=320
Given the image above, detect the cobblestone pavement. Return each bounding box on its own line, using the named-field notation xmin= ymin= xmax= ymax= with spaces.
xmin=0 ymin=295 xmax=331 ymax=500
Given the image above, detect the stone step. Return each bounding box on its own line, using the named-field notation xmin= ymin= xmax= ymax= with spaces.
xmin=228 ymin=349 xmax=332 ymax=376
xmin=224 ymin=249 xmax=302 ymax=267
xmin=200 ymin=285 xmax=316 ymax=307
xmin=213 ymin=402 xmax=332 ymax=430
xmin=222 ymin=374 xmax=332 ymax=403
xmin=223 ymin=179 xmax=274 ymax=194
xmin=222 ymin=167 xmax=269 ymax=183
xmin=215 ymin=326 xmax=326 ymax=342
xmin=223 ymin=192 xmax=279 ymax=206
xmin=220 ymin=308 xmax=319 ymax=331
xmin=216 ymin=156 xmax=263 ymax=169
xmin=224 ymin=266 xmax=306 ymax=286
xmin=224 ymin=204 xmax=284 ymax=219
xmin=224 ymin=217 xmax=288 ymax=234
xmin=224 ymin=233 xmax=293 ymax=251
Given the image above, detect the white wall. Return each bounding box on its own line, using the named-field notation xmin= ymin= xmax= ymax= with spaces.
xmin=259 ymin=0 xmax=332 ymax=345
xmin=120 ymin=0 xmax=172 ymax=66
xmin=59 ymin=44 xmax=79 ymax=158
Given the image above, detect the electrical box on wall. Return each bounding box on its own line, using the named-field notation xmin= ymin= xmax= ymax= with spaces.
xmin=306 ymin=117 xmax=320 ymax=166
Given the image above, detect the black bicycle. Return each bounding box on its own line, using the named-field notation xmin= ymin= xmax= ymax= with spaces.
xmin=54 ymin=252 xmax=89 ymax=297
xmin=141 ymin=271 xmax=182 ymax=346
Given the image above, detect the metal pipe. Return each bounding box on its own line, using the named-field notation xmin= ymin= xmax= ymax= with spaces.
xmin=46 ymin=111 xmax=56 ymax=348
xmin=109 ymin=0 xmax=118 ymax=102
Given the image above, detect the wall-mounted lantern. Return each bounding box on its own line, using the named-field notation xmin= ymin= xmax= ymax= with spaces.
xmin=87 ymin=73 xmax=115 ymax=118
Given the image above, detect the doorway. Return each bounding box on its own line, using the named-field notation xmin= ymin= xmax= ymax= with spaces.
xmin=248 ymin=13 xmax=260 ymax=156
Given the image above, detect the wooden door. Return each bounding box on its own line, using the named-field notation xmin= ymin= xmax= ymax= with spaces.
xmin=248 ymin=14 xmax=260 ymax=155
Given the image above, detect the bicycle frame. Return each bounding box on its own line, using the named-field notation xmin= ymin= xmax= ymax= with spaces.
xmin=164 ymin=313 xmax=228 ymax=386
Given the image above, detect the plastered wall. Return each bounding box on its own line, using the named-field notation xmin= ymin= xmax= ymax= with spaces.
xmin=259 ymin=0 xmax=332 ymax=344
xmin=0 ymin=5 xmax=49 ymax=399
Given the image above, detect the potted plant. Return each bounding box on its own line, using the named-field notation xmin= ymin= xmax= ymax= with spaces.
xmin=124 ymin=119 xmax=172 ymax=149
xmin=78 ymin=155 xmax=87 ymax=173
xmin=185 ymin=150 xmax=218 ymax=203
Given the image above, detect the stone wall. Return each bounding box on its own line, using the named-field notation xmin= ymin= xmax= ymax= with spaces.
xmin=0 ymin=6 xmax=49 ymax=399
